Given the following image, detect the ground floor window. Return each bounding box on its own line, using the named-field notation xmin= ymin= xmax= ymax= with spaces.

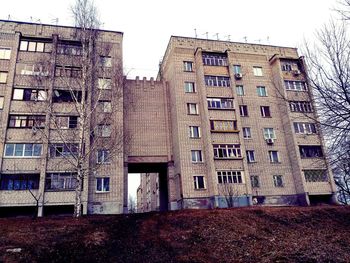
xmin=96 ymin=177 xmax=110 ymax=192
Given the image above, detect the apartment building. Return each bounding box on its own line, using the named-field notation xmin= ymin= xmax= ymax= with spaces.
xmin=0 ymin=19 xmax=337 ymax=216
xmin=136 ymin=173 xmax=160 ymax=213
xmin=157 ymin=36 xmax=337 ymax=209
xmin=0 ymin=20 xmax=124 ymax=216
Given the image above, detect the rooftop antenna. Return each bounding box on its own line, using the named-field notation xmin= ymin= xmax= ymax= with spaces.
xmin=243 ymin=36 xmax=248 ymax=43
xmin=225 ymin=35 xmax=231 ymax=41
xmin=7 ymin=14 xmax=11 ymax=20
xmin=255 ymin=39 xmax=261 ymax=44
xmin=51 ymin=18 xmax=59 ymax=25
xmin=213 ymin=33 xmax=219 ymax=40
xmin=267 ymin=36 xmax=270 ymax=44
xmin=202 ymin=32 xmax=208 ymax=40
xmin=194 ymin=28 xmax=197 ymax=38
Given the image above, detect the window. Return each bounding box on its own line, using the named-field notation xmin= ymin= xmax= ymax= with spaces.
xmin=0 ymin=48 xmax=11 ymax=59
xmin=0 ymin=96 xmax=4 ymax=110
xmin=55 ymin=66 xmax=82 ymax=78
xmin=239 ymin=105 xmax=248 ymax=117
xmin=260 ymin=106 xmax=271 ymax=117
xmin=242 ymin=127 xmax=251 ymax=139
xmin=49 ymin=144 xmax=78 ymax=158
xmin=289 ymin=101 xmax=313 ymax=113
xmin=253 ymin=66 xmax=263 ymax=76
xmin=299 ymin=146 xmax=323 ymax=158
xmin=257 ymin=86 xmax=267 ymax=97
xmin=250 ymin=175 xmax=260 ymax=188
xmin=9 ymin=115 xmax=45 ymax=128
xmin=183 ymin=61 xmax=193 ymax=72
xmin=53 ymin=90 xmax=82 ymax=103
xmin=263 ymin=128 xmax=276 ymax=139
xmin=207 ymin=98 xmax=234 ymax=109
xmin=12 ymin=88 xmax=47 ymax=101
xmin=17 ymin=64 xmax=49 ymax=76
xmin=19 ymin=40 xmax=51 ymax=52
xmin=53 ymin=116 xmax=78 ymax=129
xmin=246 ymin=150 xmax=256 ymax=163
xmin=98 ymin=78 xmax=112 ymax=89
xmin=191 ymin=150 xmax=203 ymax=162
xmin=281 ymin=63 xmax=292 ymax=71
xmin=4 ymin=144 xmax=42 ymax=157
xmin=45 ymin=173 xmax=77 ymax=191
xmin=96 ymin=177 xmax=110 ymax=192
xmin=213 ymin=144 xmax=242 ymax=159
xmin=210 ymin=120 xmax=237 ymax=132
xmin=100 ymin=101 xmax=112 ymax=113
xmin=97 ymin=149 xmax=110 ymax=164
xmin=304 ymin=170 xmax=328 ymax=182
xmin=236 ymin=85 xmax=244 ymax=96
xmin=233 ymin=65 xmax=242 ymax=74
xmin=189 ymin=126 xmax=201 ymax=138
xmin=284 ymin=81 xmax=307 ymax=91
xmin=193 ymin=176 xmax=205 ymax=189
xmin=57 ymin=43 xmax=82 ymax=55
xmin=100 ymin=56 xmax=112 ymax=67
xmin=269 ymin=151 xmax=280 ymax=163
xmin=0 ymin=174 xmax=39 ymax=190
xmin=202 ymin=53 xmax=227 ymax=66
xmin=187 ymin=103 xmax=198 ymax=115
xmin=98 ymin=124 xmax=111 ymax=137
xmin=293 ymin=122 xmax=317 ymax=134
xmin=273 ymin=175 xmax=284 ymax=187
xmin=184 ymin=82 xmax=195 ymax=93
xmin=217 ymin=171 xmax=243 ymax=184
xmin=204 ymin=75 xmax=231 ymax=87
xmin=0 ymin=72 xmax=8 ymax=83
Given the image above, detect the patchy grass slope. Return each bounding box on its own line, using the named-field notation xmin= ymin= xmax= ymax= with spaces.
xmin=1 ymin=206 xmax=350 ymax=263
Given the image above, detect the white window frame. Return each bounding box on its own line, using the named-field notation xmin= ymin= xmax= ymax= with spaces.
xmin=97 ymin=149 xmax=110 ymax=164
xmin=4 ymin=143 xmax=42 ymax=158
xmin=189 ymin=126 xmax=201 ymax=138
xmin=269 ymin=151 xmax=280 ymax=163
xmin=0 ymin=72 xmax=8 ymax=83
xmin=242 ymin=127 xmax=251 ymax=139
xmin=98 ymin=78 xmax=112 ymax=90
xmin=187 ymin=103 xmax=198 ymax=115
xmin=184 ymin=82 xmax=195 ymax=93
xmin=191 ymin=150 xmax=203 ymax=163
xmin=253 ymin=66 xmax=263 ymax=76
xmin=273 ymin=175 xmax=284 ymax=187
xmin=263 ymin=128 xmax=276 ymax=139
xmin=239 ymin=105 xmax=248 ymax=117
xmin=193 ymin=175 xmax=206 ymax=190
xmin=213 ymin=144 xmax=242 ymax=159
xmin=260 ymin=106 xmax=271 ymax=117
xmin=233 ymin=65 xmax=242 ymax=74
xmin=99 ymin=124 xmax=111 ymax=137
xmin=246 ymin=150 xmax=256 ymax=163
xmin=236 ymin=85 xmax=244 ymax=96
xmin=96 ymin=177 xmax=110 ymax=193
xmin=0 ymin=48 xmax=11 ymax=60
xmin=0 ymin=96 xmax=4 ymax=110
xmin=217 ymin=170 xmax=244 ymax=184
xmin=257 ymin=86 xmax=267 ymax=97
xmin=183 ymin=61 xmax=193 ymax=72
xmin=294 ymin=122 xmax=317 ymax=134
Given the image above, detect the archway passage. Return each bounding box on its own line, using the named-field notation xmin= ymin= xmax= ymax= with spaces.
xmin=127 ymin=163 xmax=169 ymax=212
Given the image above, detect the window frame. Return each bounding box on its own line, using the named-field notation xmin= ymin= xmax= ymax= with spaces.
xmin=257 ymin=86 xmax=267 ymax=97
xmin=189 ymin=126 xmax=201 ymax=138
xmin=253 ymin=66 xmax=263 ymax=76
xmin=273 ymin=175 xmax=284 ymax=187
xmin=193 ymin=175 xmax=206 ymax=190
xmin=250 ymin=175 xmax=260 ymax=188
xmin=217 ymin=170 xmax=244 ymax=184
xmin=239 ymin=105 xmax=249 ymax=117
xmin=260 ymin=106 xmax=271 ymax=117
xmin=187 ymin=103 xmax=199 ymax=115
xmin=269 ymin=151 xmax=280 ymax=163
xmin=96 ymin=177 xmax=110 ymax=193
xmin=0 ymin=71 xmax=8 ymax=84
xmin=183 ymin=61 xmax=194 ymax=72
xmin=191 ymin=150 xmax=203 ymax=163
xmin=184 ymin=82 xmax=195 ymax=93
xmin=213 ymin=144 xmax=242 ymax=159
xmin=0 ymin=48 xmax=11 ymax=60
xmin=236 ymin=85 xmax=244 ymax=96
xmin=246 ymin=150 xmax=256 ymax=163
xmin=242 ymin=127 xmax=252 ymax=139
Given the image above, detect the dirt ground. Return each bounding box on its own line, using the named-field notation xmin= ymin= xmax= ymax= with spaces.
xmin=1 ymin=206 xmax=350 ymax=263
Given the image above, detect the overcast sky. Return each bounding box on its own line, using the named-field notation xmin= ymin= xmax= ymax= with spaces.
xmin=1 ymin=0 xmax=338 ymax=79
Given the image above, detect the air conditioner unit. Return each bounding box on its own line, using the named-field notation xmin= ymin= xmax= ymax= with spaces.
xmin=234 ymin=73 xmax=243 ymax=79
xmin=266 ymin=138 xmax=274 ymax=144
xmin=292 ymin=70 xmax=301 ymax=76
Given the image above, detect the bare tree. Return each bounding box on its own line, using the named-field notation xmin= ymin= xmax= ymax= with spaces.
xmin=25 ymin=0 xmax=125 ymax=217
xmin=218 ymin=184 xmax=241 ymax=208
xmin=128 ymin=195 xmax=136 ymax=214
xmin=302 ymin=2 xmax=350 ymax=204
